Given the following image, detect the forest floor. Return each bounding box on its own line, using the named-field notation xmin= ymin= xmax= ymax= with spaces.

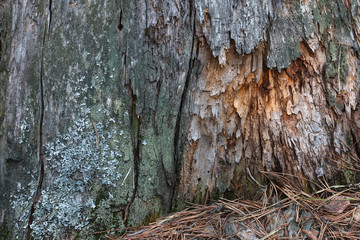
xmin=102 ymin=170 xmax=360 ymax=240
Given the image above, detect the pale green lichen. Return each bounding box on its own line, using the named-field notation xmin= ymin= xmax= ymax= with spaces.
xmin=29 ymin=114 xmax=130 ymax=239
xmin=23 ymin=0 xmax=135 ymax=236
xmin=27 ymin=57 xmax=133 ymax=237
xmin=9 ymin=175 xmax=38 ymax=239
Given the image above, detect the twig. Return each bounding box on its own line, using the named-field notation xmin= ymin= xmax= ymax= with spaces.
xmin=121 ymin=167 xmax=132 ymax=186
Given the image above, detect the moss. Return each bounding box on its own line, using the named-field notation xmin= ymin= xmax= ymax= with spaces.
xmin=343 ymin=167 xmax=359 ymax=185
xmin=223 ymin=189 xmax=237 ymax=200
xmin=83 ymin=201 xmax=125 ymax=240
xmin=0 ymin=220 xmax=12 ymax=240
xmin=0 ymin=1 xmax=11 ymax=68
xmin=127 ymin=196 xmax=166 ymax=227
xmin=325 ymin=44 xmax=349 ymax=85
xmin=312 ymin=0 xmax=349 ymax=33
xmin=143 ymin=207 xmax=162 ymax=225
xmin=196 ymin=164 xmax=263 ymax=203
xmin=193 ymin=181 xmax=206 ymax=204
xmin=227 ymin=162 xmax=264 ymax=200
xmin=93 ymin=186 xmax=110 ymax=206
xmin=337 ymin=130 xmax=360 ymax=185
xmin=311 ymin=1 xmax=352 ymax=108
xmin=0 ymin=1 xmax=10 ymax=138
xmin=211 ymin=188 xmax=222 ymax=201
xmin=0 ymin=71 xmax=7 ymax=137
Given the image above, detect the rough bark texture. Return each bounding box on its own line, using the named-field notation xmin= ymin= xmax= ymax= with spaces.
xmin=176 ymin=0 xmax=360 ymax=206
xmin=1 ymin=0 xmax=360 ymax=239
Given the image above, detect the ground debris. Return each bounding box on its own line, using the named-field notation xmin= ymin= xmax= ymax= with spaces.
xmin=106 ymin=172 xmax=360 ymax=240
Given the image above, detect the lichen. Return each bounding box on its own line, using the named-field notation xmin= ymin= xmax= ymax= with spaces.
xmin=28 ymin=45 xmax=132 ymax=238
xmin=27 ymin=114 xmax=131 ymax=239
xmin=16 ymin=1 xmax=140 ymax=237
xmin=9 ymin=176 xmax=38 ymax=239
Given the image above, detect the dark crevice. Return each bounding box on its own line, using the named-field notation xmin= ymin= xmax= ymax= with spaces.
xmin=118 ymin=9 xmax=123 ymax=31
xmin=170 ymin=0 xmax=196 ymax=212
xmin=145 ymin=1 xmax=148 ymax=28
xmin=26 ymin=2 xmax=48 ymax=238
xmin=122 ymin=81 xmax=140 ymax=225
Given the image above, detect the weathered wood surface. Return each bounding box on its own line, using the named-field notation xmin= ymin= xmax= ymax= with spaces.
xmin=178 ymin=0 xmax=360 ymax=205
xmin=0 ymin=0 xmax=359 ymax=239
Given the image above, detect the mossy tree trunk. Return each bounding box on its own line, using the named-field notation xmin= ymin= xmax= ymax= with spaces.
xmin=1 ymin=0 xmax=360 ymax=239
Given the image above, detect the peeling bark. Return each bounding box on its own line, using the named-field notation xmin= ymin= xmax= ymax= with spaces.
xmin=178 ymin=40 xmax=360 ymax=203
xmin=176 ymin=0 xmax=360 ymax=204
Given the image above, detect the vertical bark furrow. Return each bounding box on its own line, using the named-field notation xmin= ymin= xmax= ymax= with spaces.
xmin=122 ymin=84 xmax=140 ymax=224
xmin=25 ymin=5 xmax=47 ymax=237
xmin=171 ymin=0 xmax=196 ymax=211
xmin=124 ymin=0 xmax=194 ymax=226
xmin=1 ymin=0 xmax=44 ymax=237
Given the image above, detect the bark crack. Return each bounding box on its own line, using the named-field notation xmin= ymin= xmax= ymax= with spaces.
xmin=118 ymin=9 xmax=123 ymax=31
xmin=26 ymin=1 xmax=49 ymax=238
xmin=122 ymin=81 xmax=140 ymax=225
xmin=170 ymin=0 xmax=196 ymax=212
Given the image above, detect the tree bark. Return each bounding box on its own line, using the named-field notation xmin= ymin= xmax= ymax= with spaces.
xmin=1 ymin=0 xmax=360 ymax=239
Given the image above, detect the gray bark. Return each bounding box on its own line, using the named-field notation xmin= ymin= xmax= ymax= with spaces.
xmin=1 ymin=0 xmax=360 ymax=239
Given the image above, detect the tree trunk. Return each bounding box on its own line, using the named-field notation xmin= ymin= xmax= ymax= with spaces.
xmin=1 ymin=0 xmax=359 ymax=239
